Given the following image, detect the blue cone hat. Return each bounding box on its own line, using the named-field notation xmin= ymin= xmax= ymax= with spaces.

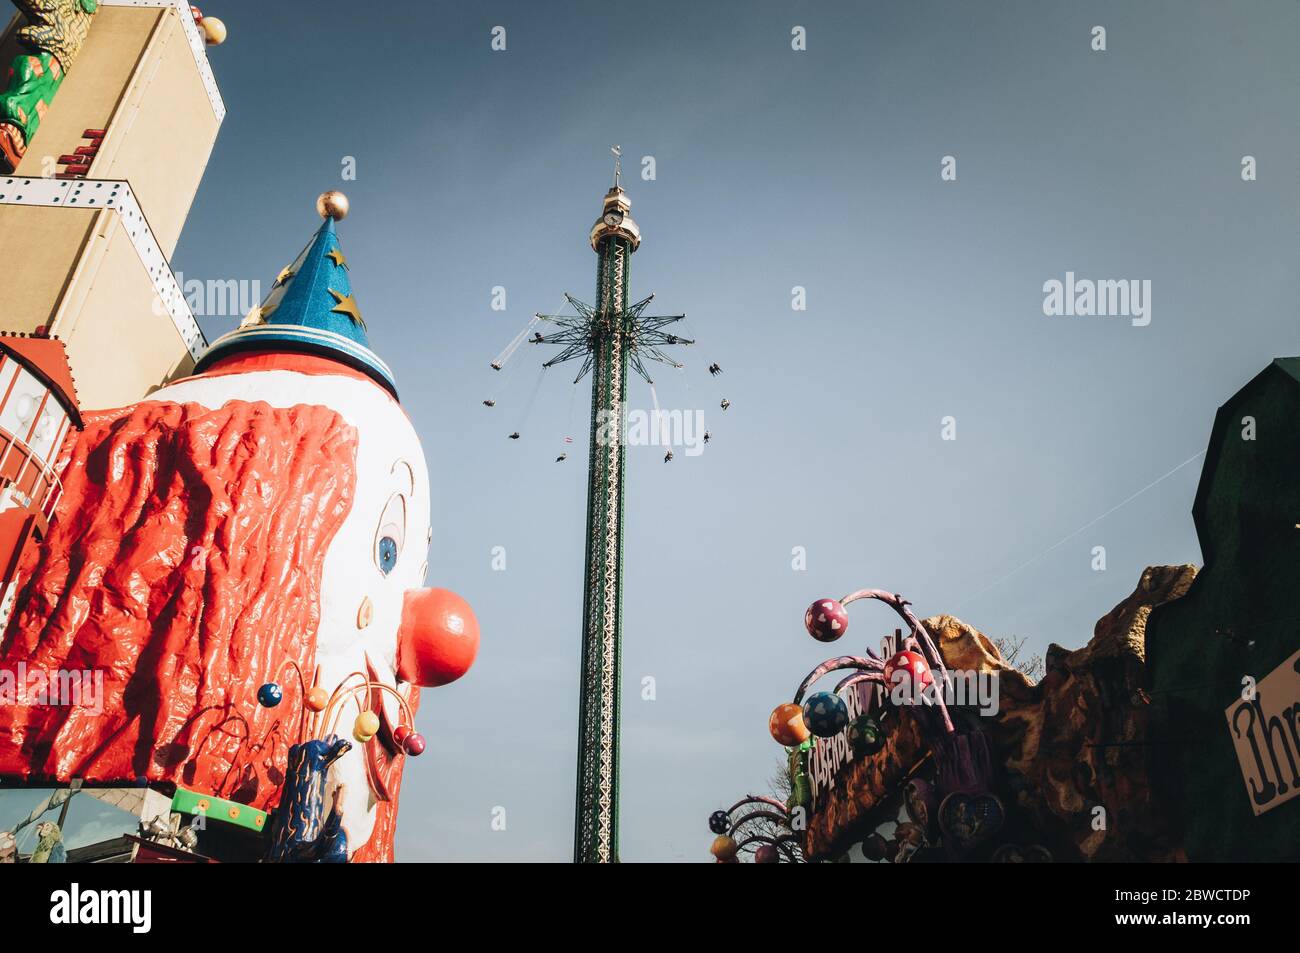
xmin=194 ymin=192 xmax=398 ymax=398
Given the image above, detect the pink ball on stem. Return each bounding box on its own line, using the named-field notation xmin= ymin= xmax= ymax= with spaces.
xmin=804 ymin=598 xmax=848 ymax=642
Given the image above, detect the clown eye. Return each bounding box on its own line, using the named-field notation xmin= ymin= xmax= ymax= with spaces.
xmin=374 ymin=493 xmax=407 ymax=577
xmin=377 ymin=536 xmax=398 ymax=575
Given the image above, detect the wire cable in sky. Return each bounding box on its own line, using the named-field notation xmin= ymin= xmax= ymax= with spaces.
xmin=961 ymin=449 xmax=1207 ymax=605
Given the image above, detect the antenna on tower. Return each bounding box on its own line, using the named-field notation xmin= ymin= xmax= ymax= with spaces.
xmin=611 ymin=144 xmax=622 ymax=188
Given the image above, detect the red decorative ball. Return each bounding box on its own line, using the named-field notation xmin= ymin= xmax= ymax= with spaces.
xmin=754 ymin=844 xmax=779 ymax=864
xmin=884 ymin=650 xmax=934 ymax=694
xmin=403 ymin=732 xmax=427 ymax=756
xmin=393 ymin=725 xmax=411 ymax=747
xmin=804 ymin=598 xmax=848 ymax=642
xmin=190 ymin=5 xmax=203 ymax=22
xmin=397 ymin=588 xmax=480 ymax=687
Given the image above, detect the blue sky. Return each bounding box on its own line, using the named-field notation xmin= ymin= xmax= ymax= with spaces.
xmin=3 ymin=0 xmax=1300 ymax=861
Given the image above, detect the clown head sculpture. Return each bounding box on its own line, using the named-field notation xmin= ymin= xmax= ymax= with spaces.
xmin=0 ymin=194 xmax=477 ymax=861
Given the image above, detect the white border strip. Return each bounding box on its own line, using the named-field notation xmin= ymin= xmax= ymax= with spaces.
xmin=205 ymin=324 xmax=397 ymax=382
xmin=101 ymin=0 xmax=225 ymax=123
xmin=0 ymin=176 xmax=207 ymax=361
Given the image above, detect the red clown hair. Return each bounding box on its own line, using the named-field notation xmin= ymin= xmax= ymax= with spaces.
xmin=0 ymin=399 xmax=358 ymax=816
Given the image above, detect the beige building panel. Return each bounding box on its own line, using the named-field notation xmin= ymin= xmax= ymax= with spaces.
xmin=0 ymin=204 xmax=96 ymax=332
xmin=0 ymin=200 xmax=196 ymax=408
xmin=2 ymin=5 xmax=219 ymax=256
xmin=52 ymin=209 xmax=194 ymax=410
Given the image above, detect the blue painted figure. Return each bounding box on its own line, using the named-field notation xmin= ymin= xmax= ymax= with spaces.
xmin=265 ymin=735 xmax=352 ymax=863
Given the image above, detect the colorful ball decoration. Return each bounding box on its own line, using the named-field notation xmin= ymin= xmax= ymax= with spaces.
xmin=353 ymin=710 xmax=380 ymax=743
xmin=316 ymin=190 xmax=350 ymax=223
xmin=884 ymin=650 xmax=934 ymax=694
xmin=201 ymin=15 xmax=227 ymax=45
xmin=769 ymin=703 xmax=811 ymax=746
xmin=256 ymin=682 xmax=282 ymax=708
xmin=710 ymin=835 xmax=739 ymax=861
xmin=801 ymin=691 xmax=849 ymax=738
xmin=305 ymin=687 xmax=330 ymax=712
xmin=754 ymin=844 xmax=779 ymax=864
xmin=848 ymin=713 xmax=883 ymax=756
xmin=708 ymin=810 xmax=730 ymax=835
xmin=403 ymin=732 xmax=427 ymax=757
xmin=804 ymin=598 xmax=848 ymax=642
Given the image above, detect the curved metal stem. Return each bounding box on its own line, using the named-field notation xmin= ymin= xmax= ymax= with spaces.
xmin=323 ymin=681 xmax=415 ymax=739
xmin=833 ymin=670 xmax=883 ymax=695
xmin=319 ymin=671 xmax=370 ymax=737
xmin=840 ymin=590 xmax=947 ymax=677
xmin=726 ymin=794 xmax=788 ymax=816
xmin=793 ymin=657 xmax=883 ymax=704
xmin=839 ymin=589 xmax=955 ymax=735
xmin=727 ymin=809 xmax=790 ymax=838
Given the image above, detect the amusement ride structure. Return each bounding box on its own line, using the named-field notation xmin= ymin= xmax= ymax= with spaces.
xmin=537 ymin=154 xmax=695 ymax=864
xmin=485 ymin=148 xmax=731 ymax=863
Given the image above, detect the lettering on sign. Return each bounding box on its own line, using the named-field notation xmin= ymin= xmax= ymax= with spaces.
xmin=1225 ymin=648 xmax=1300 ymax=816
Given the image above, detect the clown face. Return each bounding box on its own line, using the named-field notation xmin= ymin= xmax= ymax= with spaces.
xmin=154 ymin=357 xmax=471 ymax=857
xmin=0 ymin=354 xmax=476 ymax=862
xmin=0 ymin=193 xmax=477 ymax=861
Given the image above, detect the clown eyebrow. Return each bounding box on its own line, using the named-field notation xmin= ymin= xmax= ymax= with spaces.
xmin=390 ymin=460 xmax=415 ymax=495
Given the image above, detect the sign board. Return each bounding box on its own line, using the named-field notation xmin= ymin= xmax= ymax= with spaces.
xmin=1224 ymin=647 xmax=1300 ymax=816
xmin=807 ymin=685 xmax=866 ymax=810
xmin=806 ymin=632 xmax=904 ymax=810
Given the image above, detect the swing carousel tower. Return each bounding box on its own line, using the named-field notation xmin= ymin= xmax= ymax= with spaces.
xmin=534 ymin=148 xmax=692 ymax=863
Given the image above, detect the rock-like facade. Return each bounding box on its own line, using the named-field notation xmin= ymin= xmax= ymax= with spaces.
xmin=804 ymin=565 xmax=1198 ymax=862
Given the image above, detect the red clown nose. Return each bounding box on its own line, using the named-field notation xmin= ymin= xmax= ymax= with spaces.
xmin=396 ymin=588 xmax=480 ymax=687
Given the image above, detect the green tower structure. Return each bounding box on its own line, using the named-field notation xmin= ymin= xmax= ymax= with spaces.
xmin=535 ymin=148 xmax=692 ymax=862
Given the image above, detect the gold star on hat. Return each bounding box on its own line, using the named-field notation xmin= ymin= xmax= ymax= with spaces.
xmin=328 ymin=288 xmax=365 ymax=329
xmin=326 ymin=248 xmax=348 ymax=269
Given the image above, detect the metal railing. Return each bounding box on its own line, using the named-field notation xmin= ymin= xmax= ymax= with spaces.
xmin=0 ymin=429 xmax=64 ymax=529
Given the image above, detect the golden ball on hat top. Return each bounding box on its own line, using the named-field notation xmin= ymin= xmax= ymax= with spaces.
xmin=317 ymin=190 xmax=349 ymax=222
xmin=201 ymin=16 xmax=227 ymax=46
